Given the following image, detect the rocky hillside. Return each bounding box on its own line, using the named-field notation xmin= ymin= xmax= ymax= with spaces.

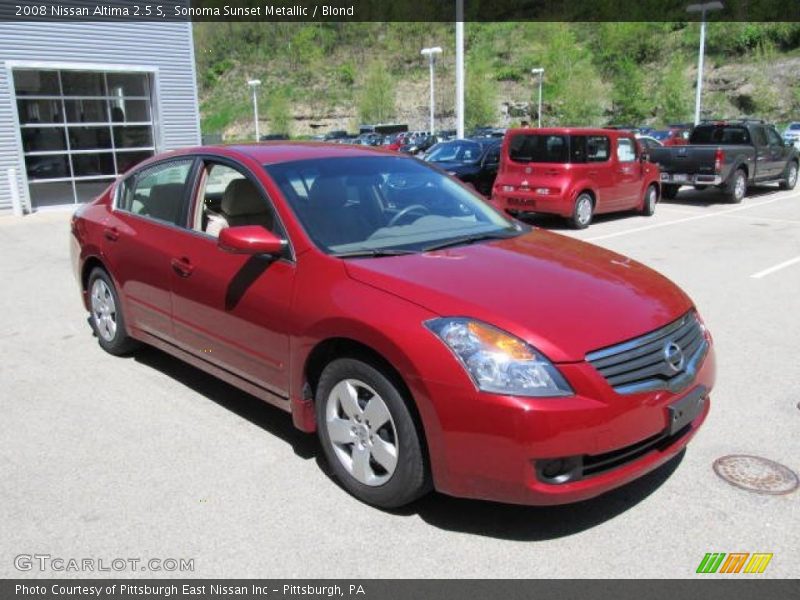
xmin=194 ymin=22 xmax=800 ymax=140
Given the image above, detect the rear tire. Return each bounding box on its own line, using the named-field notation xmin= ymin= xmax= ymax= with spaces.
xmin=570 ymin=193 xmax=594 ymax=229
xmin=87 ymin=268 xmax=138 ymax=356
xmin=641 ymin=184 xmax=658 ymax=216
xmin=315 ymin=357 xmax=430 ymax=508
xmin=725 ymin=168 xmax=747 ymax=204
xmin=661 ymin=184 xmax=679 ymax=200
xmin=779 ymin=161 xmax=798 ymax=191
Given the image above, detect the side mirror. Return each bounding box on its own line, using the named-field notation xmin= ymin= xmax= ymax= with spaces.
xmin=640 ymin=152 xmax=649 ymax=162
xmin=218 ymin=226 xmax=285 ymax=256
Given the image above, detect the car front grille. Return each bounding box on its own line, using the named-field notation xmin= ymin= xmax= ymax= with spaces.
xmin=586 ymin=311 xmax=709 ymax=395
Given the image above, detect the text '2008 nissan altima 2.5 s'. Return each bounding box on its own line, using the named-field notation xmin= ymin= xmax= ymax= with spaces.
xmin=70 ymin=143 xmax=716 ymax=508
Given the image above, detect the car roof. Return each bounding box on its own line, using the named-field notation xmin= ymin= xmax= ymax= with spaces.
xmin=505 ymin=127 xmax=629 ymax=136
xmin=164 ymin=142 xmax=403 ymax=166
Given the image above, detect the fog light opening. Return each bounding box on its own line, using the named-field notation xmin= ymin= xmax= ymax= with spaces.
xmin=536 ymin=456 xmax=582 ymax=484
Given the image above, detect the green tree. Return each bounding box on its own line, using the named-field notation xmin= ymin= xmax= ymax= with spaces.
xmin=611 ymin=58 xmax=648 ymax=124
xmin=465 ymin=59 xmax=498 ymax=129
xmin=267 ymin=87 xmax=292 ymax=136
xmin=659 ymin=60 xmax=691 ymax=124
xmin=358 ymin=62 xmax=395 ymax=124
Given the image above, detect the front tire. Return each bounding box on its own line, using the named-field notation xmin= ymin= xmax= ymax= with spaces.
xmin=87 ymin=268 xmax=138 ymax=355
xmin=779 ymin=161 xmax=798 ymax=191
xmin=725 ymin=168 xmax=747 ymax=203
xmin=315 ymin=358 xmax=430 ymax=508
xmin=570 ymin=193 xmax=594 ymax=229
xmin=641 ymin=184 xmax=658 ymax=216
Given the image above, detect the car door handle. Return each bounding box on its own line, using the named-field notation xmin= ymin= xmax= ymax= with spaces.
xmin=170 ymin=257 xmax=194 ymax=277
xmin=103 ymin=226 xmax=119 ymax=241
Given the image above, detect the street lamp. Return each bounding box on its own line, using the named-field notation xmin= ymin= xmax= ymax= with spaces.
xmin=421 ymin=46 xmax=443 ymax=135
xmin=531 ymin=68 xmax=544 ymax=128
xmin=247 ymin=79 xmax=261 ymax=141
xmin=687 ymin=2 xmax=724 ymax=125
xmin=455 ymin=0 xmax=464 ymax=139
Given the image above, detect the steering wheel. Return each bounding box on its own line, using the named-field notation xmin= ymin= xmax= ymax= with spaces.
xmin=388 ymin=204 xmax=430 ymax=227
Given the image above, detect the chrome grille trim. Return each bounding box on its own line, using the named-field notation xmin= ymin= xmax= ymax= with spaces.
xmin=586 ymin=311 xmax=709 ymax=395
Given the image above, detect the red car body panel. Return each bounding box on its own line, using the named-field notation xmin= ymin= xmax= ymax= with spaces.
xmin=71 ymin=143 xmax=715 ymax=506
xmin=491 ymin=127 xmax=661 ymax=219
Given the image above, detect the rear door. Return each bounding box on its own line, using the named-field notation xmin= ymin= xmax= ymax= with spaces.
xmin=102 ymin=158 xmax=197 ymax=342
xmin=751 ymin=126 xmax=771 ymax=181
xmin=168 ymin=157 xmax=295 ymax=398
xmin=581 ymin=135 xmax=616 ymax=212
xmin=765 ymin=126 xmax=788 ymax=179
xmin=478 ymin=144 xmax=500 ymax=195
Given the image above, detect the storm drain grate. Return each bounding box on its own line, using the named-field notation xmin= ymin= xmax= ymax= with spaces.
xmin=713 ymin=455 xmax=798 ymax=495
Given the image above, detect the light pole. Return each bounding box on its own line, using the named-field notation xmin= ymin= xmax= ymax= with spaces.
xmin=531 ymin=68 xmax=544 ymax=128
xmin=687 ymin=2 xmax=724 ymax=125
xmin=455 ymin=0 xmax=464 ymax=139
xmin=421 ymin=46 xmax=443 ymax=135
xmin=247 ymin=79 xmax=261 ymax=141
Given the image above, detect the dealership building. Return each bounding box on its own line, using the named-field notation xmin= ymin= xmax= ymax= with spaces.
xmin=0 ymin=20 xmax=201 ymax=212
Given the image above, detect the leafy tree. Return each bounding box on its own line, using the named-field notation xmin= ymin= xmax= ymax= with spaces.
xmin=611 ymin=58 xmax=649 ymax=124
xmin=267 ymin=87 xmax=292 ymax=136
xmin=465 ymin=59 xmax=498 ymax=129
xmin=659 ymin=60 xmax=691 ymax=124
xmin=358 ymin=62 xmax=396 ymax=124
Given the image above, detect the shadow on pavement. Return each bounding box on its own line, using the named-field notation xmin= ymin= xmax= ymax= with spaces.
xmin=133 ymin=344 xmax=686 ymax=541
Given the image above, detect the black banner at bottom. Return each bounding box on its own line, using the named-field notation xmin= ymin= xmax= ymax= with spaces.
xmin=2 ymin=580 xmax=798 ymax=600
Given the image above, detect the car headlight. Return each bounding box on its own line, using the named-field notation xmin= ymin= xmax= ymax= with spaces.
xmin=425 ymin=318 xmax=573 ymax=397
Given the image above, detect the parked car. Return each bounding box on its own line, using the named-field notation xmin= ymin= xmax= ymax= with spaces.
xmin=386 ymin=133 xmax=411 ymax=152
xmin=492 ymin=127 xmax=662 ymax=228
xmin=355 ymin=133 xmax=383 ymax=146
xmin=651 ymin=127 xmax=691 ymax=147
xmin=648 ymin=119 xmax=799 ymax=202
xmin=400 ymin=134 xmax=437 ymax=155
xmin=425 ymin=138 xmax=501 ymax=196
xmin=260 ymin=133 xmax=290 ymax=141
xmin=71 ymin=142 xmax=715 ymax=508
xmin=323 ymin=130 xmax=349 ymax=142
xmin=783 ymin=122 xmax=800 ymax=149
xmin=635 ymin=134 xmax=664 ymax=151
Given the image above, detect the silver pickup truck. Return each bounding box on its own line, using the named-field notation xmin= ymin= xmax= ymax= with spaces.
xmin=647 ymin=119 xmax=799 ymax=203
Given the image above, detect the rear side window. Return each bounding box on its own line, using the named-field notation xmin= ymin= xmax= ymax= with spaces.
xmin=570 ymin=135 xmax=610 ymax=163
xmin=616 ymin=138 xmax=636 ymax=163
xmin=689 ymin=126 xmax=751 ymax=145
xmin=118 ymin=159 xmax=193 ymax=225
xmin=508 ymin=134 xmax=569 ymax=163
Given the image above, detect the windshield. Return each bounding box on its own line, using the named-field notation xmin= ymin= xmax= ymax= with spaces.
xmin=265 ymin=156 xmax=520 ymax=256
xmin=425 ymin=141 xmax=483 ymax=163
xmin=651 ymin=130 xmax=672 ymax=140
xmin=789 ymin=124 xmax=800 ymax=131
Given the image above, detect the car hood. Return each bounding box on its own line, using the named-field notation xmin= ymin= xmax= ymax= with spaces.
xmin=344 ymin=230 xmax=693 ymax=362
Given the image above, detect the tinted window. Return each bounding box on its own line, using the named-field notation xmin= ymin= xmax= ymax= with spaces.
xmin=119 ymin=160 xmax=193 ymax=225
xmin=617 ymin=138 xmax=636 ymax=162
xmin=265 ymin=156 xmax=517 ymax=255
xmin=484 ymin=146 xmax=500 ymax=165
xmin=766 ymin=128 xmax=783 ymax=146
xmin=426 ymin=141 xmax=483 ymax=163
xmin=509 ymin=134 xmax=569 ymax=163
xmin=690 ymin=125 xmax=751 ymax=145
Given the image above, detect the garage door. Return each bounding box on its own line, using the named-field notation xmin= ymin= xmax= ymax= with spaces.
xmin=13 ymin=68 xmax=156 ymax=208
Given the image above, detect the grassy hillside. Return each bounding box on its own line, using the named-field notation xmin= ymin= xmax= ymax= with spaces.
xmin=194 ymin=22 xmax=800 ymax=140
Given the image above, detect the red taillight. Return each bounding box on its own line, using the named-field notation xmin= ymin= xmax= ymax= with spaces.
xmin=714 ymin=147 xmax=724 ymax=173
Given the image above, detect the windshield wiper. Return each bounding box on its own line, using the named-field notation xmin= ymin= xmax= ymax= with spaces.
xmin=335 ymin=248 xmax=418 ymax=259
xmin=422 ymin=230 xmax=520 ymax=252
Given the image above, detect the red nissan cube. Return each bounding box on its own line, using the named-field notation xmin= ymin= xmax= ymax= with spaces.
xmin=71 ymin=143 xmax=714 ymax=508
xmin=492 ymin=128 xmax=662 ymax=228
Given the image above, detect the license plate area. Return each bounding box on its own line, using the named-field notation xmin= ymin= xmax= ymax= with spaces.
xmin=667 ymin=386 xmax=706 ymax=435
xmin=508 ymin=197 xmax=534 ymax=207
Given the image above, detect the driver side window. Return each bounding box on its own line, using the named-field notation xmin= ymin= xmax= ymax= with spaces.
xmin=192 ymin=162 xmax=278 ymax=239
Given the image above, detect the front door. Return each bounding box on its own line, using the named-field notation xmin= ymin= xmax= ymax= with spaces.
xmin=613 ymin=136 xmax=641 ymax=208
xmin=169 ymin=159 xmax=295 ymax=397
xmin=101 ymin=158 xmax=196 ymax=342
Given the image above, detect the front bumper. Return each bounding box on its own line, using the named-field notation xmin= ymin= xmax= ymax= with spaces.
xmin=422 ymin=344 xmax=716 ymax=506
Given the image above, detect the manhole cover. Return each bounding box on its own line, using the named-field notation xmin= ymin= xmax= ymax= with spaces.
xmin=713 ymin=455 xmax=798 ymax=495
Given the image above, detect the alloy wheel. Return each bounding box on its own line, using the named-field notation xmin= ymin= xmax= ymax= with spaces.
xmin=576 ymin=196 xmax=592 ymax=226
xmin=325 ymin=379 xmax=398 ymax=486
xmin=90 ymin=279 xmax=117 ymax=342
xmin=735 ymin=174 xmax=746 ymax=201
xmin=788 ymin=164 xmax=798 ymax=188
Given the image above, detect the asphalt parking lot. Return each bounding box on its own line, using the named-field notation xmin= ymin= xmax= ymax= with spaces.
xmin=1 ymin=183 xmax=798 ymax=579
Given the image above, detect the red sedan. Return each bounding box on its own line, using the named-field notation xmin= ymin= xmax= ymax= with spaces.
xmin=71 ymin=143 xmax=715 ymax=508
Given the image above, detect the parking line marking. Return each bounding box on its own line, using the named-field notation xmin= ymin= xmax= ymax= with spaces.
xmin=585 ymin=192 xmax=800 ymax=242
xmin=750 ymin=255 xmax=800 ymax=279
xmin=719 ymin=214 xmax=800 ymax=226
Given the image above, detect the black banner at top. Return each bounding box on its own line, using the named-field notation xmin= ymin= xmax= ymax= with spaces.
xmin=1 ymin=0 xmax=800 ymax=22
